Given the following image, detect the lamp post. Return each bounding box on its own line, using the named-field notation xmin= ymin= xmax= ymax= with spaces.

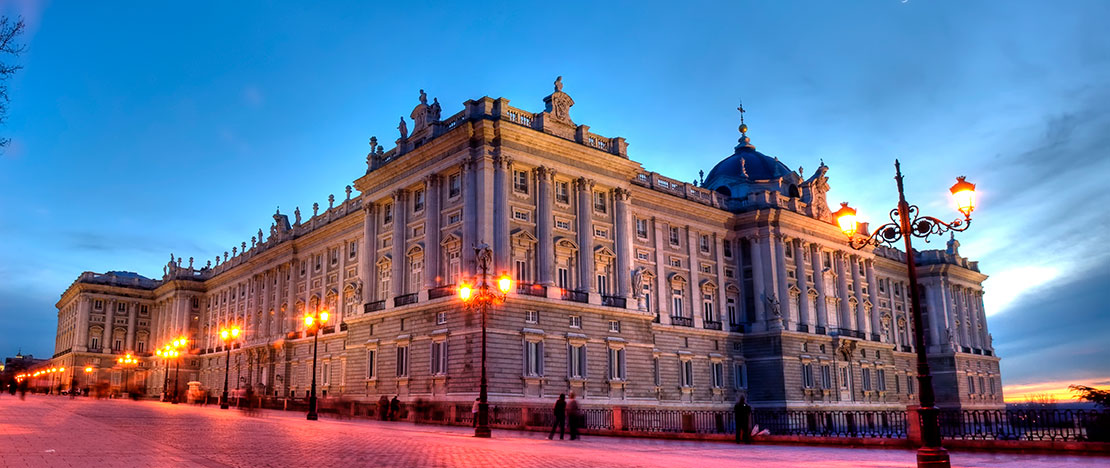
xmin=156 ymin=346 xmax=173 ymax=402
xmin=457 ymin=243 xmax=512 ymax=438
xmin=304 ymin=305 xmax=331 ymax=421
xmin=117 ymin=353 xmax=137 ymax=397
xmin=84 ymin=366 xmax=93 ymax=394
xmin=219 ymin=326 xmax=241 ymax=409
xmin=170 ymin=337 xmax=187 ymax=404
xmin=832 ymin=160 xmax=976 ymax=468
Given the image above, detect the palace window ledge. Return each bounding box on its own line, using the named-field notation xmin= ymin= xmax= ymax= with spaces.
xmin=711 ymin=387 xmax=725 ymax=396
xmin=608 ymin=379 xmax=627 ymax=391
xmin=680 ymin=385 xmax=695 ymax=394
xmin=522 ymin=376 xmax=545 ymax=385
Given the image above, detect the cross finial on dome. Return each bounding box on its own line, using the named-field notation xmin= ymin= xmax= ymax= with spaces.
xmin=736 ymin=100 xmax=754 ymax=149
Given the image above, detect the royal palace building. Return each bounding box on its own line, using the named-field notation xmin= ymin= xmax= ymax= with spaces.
xmin=48 ymin=79 xmax=1003 ymax=410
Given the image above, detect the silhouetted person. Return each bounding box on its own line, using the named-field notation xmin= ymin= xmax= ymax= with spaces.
xmin=548 ymin=394 xmax=567 ymax=440
xmin=471 ymin=397 xmax=480 ymax=427
xmin=734 ymin=396 xmax=752 ymax=444
xmin=390 ymin=396 xmax=400 ymax=421
xmin=18 ymin=379 xmax=28 ymax=400
xmin=566 ymin=391 xmax=580 ymax=440
xmin=378 ymin=395 xmax=390 ymax=420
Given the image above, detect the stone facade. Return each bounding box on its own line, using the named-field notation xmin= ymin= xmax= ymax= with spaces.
xmin=49 ymin=79 xmax=1003 ymax=410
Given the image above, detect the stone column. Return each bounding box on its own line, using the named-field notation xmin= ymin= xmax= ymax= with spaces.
xmin=733 ymin=236 xmax=748 ymax=325
xmin=834 ymin=252 xmax=850 ymax=332
xmin=263 ymin=271 xmax=273 ymax=340
xmin=942 ymin=280 xmax=960 ymax=350
xmin=391 ymin=189 xmax=407 ymax=298
xmin=475 ymin=155 xmax=494 ymax=272
xmin=714 ymin=234 xmax=728 ymax=322
xmin=865 ymin=260 xmax=881 ymax=341
xmin=125 ymin=303 xmax=136 ymax=351
xmin=849 ymin=256 xmax=868 ymax=336
xmin=686 ymin=226 xmax=701 ymax=327
xmin=493 ymin=155 xmax=511 ymax=273
xmin=793 ymin=239 xmax=811 ymax=329
xmin=360 ymin=203 xmax=376 ymax=303
xmin=76 ymin=297 xmax=90 ymax=351
xmin=613 ymin=188 xmax=633 ymax=300
xmin=462 ymin=157 xmax=478 ymax=273
xmin=922 ymin=280 xmax=944 ymax=348
xmin=286 ymin=260 xmax=298 ymax=333
xmin=103 ymin=299 xmax=114 ymax=353
xmin=536 ymin=167 xmax=555 ymax=286
xmin=772 ymin=235 xmax=791 ymax=328
xmin=749 ymin=236 xmax=767 ymax=327
xmin=424 ymin=174 xmax=441 ymax=289
xmin=575 ymin=178 xmax=595 ymax=293
xmin=653 ymin=217 xmax=670 ymax=325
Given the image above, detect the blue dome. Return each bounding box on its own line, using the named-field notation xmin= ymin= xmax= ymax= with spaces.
xmin=704 ymin=145 xmax=793 ymax=183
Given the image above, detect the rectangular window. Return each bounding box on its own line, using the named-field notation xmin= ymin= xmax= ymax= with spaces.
xmin=349 ymin=241 xmax=358 ymax=259
xmin=524 ymin=340 xmax=544 ymax=377
xmin=366 ymin=350 xmax=376 ymax=379
xmin=597 ymin=273 xmax=609 ymax=295
xmin=91 ymin=337 xmax=100 ymax=349
xmin=140 ymin=305 xmax=148 ymax=314
xmin=785 ymin=243 xmax=794 ymax=259
xmin=989 ymin=377 xmax=996 ymax=394
xmin=436 ymin=311 xmax=447 ymax=325
xmin=725 ymin=268 xmax=735 ymax=278
xmin=593 ymin=227 xmax=608 ymax=239
xmin=512 ymin=209 xmax=530 ymax=222
xmin=821 ymin=365 xmax=832 ymax=389
xmin=669 ymin=227 xmax=680 ymax=246
xmin=653 ymin=358 xmax=661 ymax=386
xmin=702 ymin=294 xmax=714 ymax=320
xmin=979 ymin=376 xmax=985 ymax=395
xmin=967 ymin=376 xmax=975 ymax=394
xmin=448 ymin=173 xmax=461 ymax=198
xmin=383 ymin=203 xmax=393 ymax=224
xmin=114 ymin=339 xmax=122 ymax=351
xmin=447 ymin=211 xmax=462 ymax=225
xmin=555 ymin=181 xmax=569 ymax=204
xmin=711 ymin=362 xmax=724 ymax=388
xmin=525 ymin=310 xmax=539 ymax=324
xmin=823 ymin=252 xmax=832 ymax=269
xmin=568 ymin=344 xmax=586 ymax=379
xmin=802 ymin=363 xmax=814 ymax=388
xmin=330 ymin=248 xmax=339 ymax=266
xmin=395 ymin=346 xmax=409 ymax=377
xmin=555 ymin=219 xmax=572 ymax=231
xmin=635 ymin=218 xmax=648 ymax=238
xmin=734 ymin=363 xmax=747 ymax=389
xmin=878 ymin=369 xmax=887 ymax=391
xmin=608 ymin=348 xmax=626 ymax=381
xmin=315 ymin=254 xmax=322 ymax=272
xmin=636 ymin=251 xmax=650 ymax=261
xmin=669 ymin=257 xmax=681 ymax=268
xmin=840 ymin=367 xmax=850 ymax=390
xmin=907 ymin=375 xmax=915 ymax=395
xmin=413 ymin=188 xmax=425 ymax=212
xmin=94 ymin=300 xmax=103 ymax=310
xmin=723 ymin=239 xmax=733 ymax=258
xmin=569 ymin=315 xmax=581 ymax=328
xmin=513 ymin=170 xmax=529 ymax=193
xmin=701 ymin=264 xmax=712 ymax=274
xmin=608 ymin=320 xmax=621 ymax=333
xmin=699 ymin=235 xmax=710 ymax=253
xmin=672 ymin=289 xmax=684 ymax=317
xmin=431 ymin=341 xmax=447 ymax=376
xmin=593 ymin=191 xmax=607 ymax=213
xmin=117 ymin=302 xmax=126 ymax=312
xmin=680 ymin=360 xmax=694 ymax=387
xmin=726 ymin=298 xmax=738 ymax=325
xmin=862 ymin=368 xmax=873 ymax=391
xmin=322 ymin=362 xmax=330 ymax=385
xmin=557 ymin=267 xmax=569 ymax=289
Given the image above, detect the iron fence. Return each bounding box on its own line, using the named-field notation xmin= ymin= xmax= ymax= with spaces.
xmin=938 ymin=409 xmax=1110 ymax=442
xmin=754 ymin=410 xmax=907 ymax=438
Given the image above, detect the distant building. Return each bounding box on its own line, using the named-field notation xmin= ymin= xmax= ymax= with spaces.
xmin=47 ymin=79 xmax=1002 ymax=410
xmin=2 ymin=351 xmax=48 ymax=382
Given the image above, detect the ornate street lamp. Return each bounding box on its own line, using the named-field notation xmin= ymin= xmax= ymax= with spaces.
xmin=458 ymin=242 xmax=512 ymax=438
xmin=219 ymin=326 xmax=242 ymax=409
xmin=170 ymin=337 xmax=188 ymax=404
xmin=156 ymin=346 xmax=173 ymax=402
xmin=304 ymin=305 xmax=331 ymax=421
xmin=833 ymin=160 xmax=976 ymax=468
xmin=117 ymin=353 xmax=137 ymax=397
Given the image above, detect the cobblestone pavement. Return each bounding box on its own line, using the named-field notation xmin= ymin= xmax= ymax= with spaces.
xmin=1 ymin=395 xmax=1106 ymax=468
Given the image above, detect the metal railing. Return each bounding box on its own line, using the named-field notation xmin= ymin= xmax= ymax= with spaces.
xmin=938 ymin=409 xmax=1110 ymax=442
xmin=428 ymin=285 xmax=455 ymax=300
xmin=754 ymin=410 xmax=907 ymax=438
xmin=601 ymin=295 xmax=626 ymax=308
xmin=394 ymin=293 xmax=418 ymax=307
xmin=365 ymin=300 xmax=385 ymax=313
xmin=703 ymin=320 xmax=722 ymax=330
xmin=561 ymin=289 xmax=589 ymax=303
xmin=621 ymin=408 xmax=735 ymax=434
xmin=671 ymin=316 xmax=694 ymax=327
xmin=517 ymin=283 xmax=547 ymax=298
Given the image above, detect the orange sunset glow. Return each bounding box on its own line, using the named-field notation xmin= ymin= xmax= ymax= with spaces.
xmin=1002 ymin=378 xmax=1110 ymax=403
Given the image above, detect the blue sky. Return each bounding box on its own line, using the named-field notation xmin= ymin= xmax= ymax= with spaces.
xmin=1 ymin=1 xmax=1107 ymax=398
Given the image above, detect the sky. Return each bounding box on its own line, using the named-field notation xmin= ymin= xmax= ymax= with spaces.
xmin=1 ymin=1 xmax=1107 ymax=400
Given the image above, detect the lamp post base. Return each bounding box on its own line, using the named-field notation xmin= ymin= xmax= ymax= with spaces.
xmin=474 ymin=425 xmax=491 ymax=438
xmin=220 ymin=391 xmax=229 ymax=410
xmin=916 ymin=447 xmax=951 ymax=468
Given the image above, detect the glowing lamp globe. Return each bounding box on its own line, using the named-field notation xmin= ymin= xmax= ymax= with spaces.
xmin=304 ymin=315 xmax=314 ymax=327
xmin=231 ymin=327 xmax=240 ymax=338
xmin=833 ymin=202 xmax=859 ymax=237
xmin=498 ymin=274 xmax=512 ymax=294
xmin=950 ymin=176 xmax=976 ymax=217
xmin=458 ymin=283 xmax=473 ymax=301
xmin=320 ymin=311 xmax=329 ymax=323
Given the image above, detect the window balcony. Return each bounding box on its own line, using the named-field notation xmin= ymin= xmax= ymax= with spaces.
xmin=900 ymin=345 xmax=912 ymax=353
xmin=394 ymin=293 xmax=418 ymax=307
xmin=815 ymin=326 xmax=827 ymax=335
xmin=671 ymin=316 xmax=693 ymax=327
xmin=729 ymin=323 xmax=746 ymax=333
xmin=601 ymin=295 xmax=626 ymax=308
xmin=561 ymin=289 xmax=589 ymax=303
xmin=428 ymin=285 xmax=455 ymax=300
xmin=365 ymin=300 xmax=386 ymax=313
xmin=870 ymin=333 xmax=881 ymax=342
xmin=516 ymin=283 xmax=547 ymax=298
xmin=703 ymin=320 xmax=722 ymax=330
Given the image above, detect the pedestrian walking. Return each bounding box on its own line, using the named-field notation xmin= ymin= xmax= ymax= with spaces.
xmin=566 ymin=391 xmax=580 ymax=440
xmin=390 ymin=395 xmax=401 ymax=421
xmin=548 ymin=394 xmax=567 ymax=440
xmin=471 ymin=397 xmax=480 ymax=427
xmin=378 ymin=395 xmax=390 ymax=420
xmin=734 ymin=396 xmax=752 ymax=444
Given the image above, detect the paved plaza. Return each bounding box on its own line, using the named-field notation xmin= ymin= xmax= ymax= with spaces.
xmin=0 ymin=395 xmax=1105 ymax=468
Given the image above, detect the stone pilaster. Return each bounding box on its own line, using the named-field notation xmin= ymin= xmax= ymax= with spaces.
xmin=125 ymin=302 xmax=136 ymax=351
xmin=865 ymin=259 xmax=881 ymax=341
xmin=834 ymin=252 xmax=849 ymax=332
xmin=575 ymin=177 xmax=595 ymax=293
xmin=424 ymin=174 xmax=441 ymax=289
xmin=686 ymin=226 xmax=700 ymax=327
xmin=653 ymin=217 xmax=670 ymax=325
xmin=76 ymin=297 xmax=90 ymax=352
xmin=103 ymin=299 xmax=114 ymax=353
xmin=613 ymin=188 xmax=632 ymax=299
xmin=793 ymin=239 xmax=811 ymax=328
xmin=391 ymin=189 xmax=407 ymax=299
xmin=772 ymin=234 xmax=790 ymax=329
xmin=749 ymin=236 xmax=767 ymax=328
xmin=492 ymin=154 xmax=511 ymax=273
xmin=536 ymin=167 xmax=555 ymax=286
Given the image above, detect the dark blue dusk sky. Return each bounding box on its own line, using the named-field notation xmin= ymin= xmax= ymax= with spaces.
xmin=1 ymin=1 xmax=1107 ymax=399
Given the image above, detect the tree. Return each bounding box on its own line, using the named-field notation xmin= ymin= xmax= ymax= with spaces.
xmin=1070 ymin=385 xmax=1110 ymax=409
xmin=0 ymin=16 xmax=26 ymax=149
